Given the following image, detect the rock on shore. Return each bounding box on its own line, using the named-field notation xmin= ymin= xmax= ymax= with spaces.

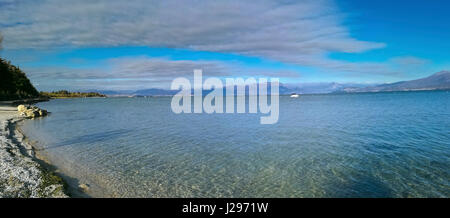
xmin=17 ymin=105 xmax=48 ymax=118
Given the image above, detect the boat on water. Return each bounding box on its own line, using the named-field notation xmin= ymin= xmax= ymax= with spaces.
xmin=290 ymin=93 xmax=300 ymax=98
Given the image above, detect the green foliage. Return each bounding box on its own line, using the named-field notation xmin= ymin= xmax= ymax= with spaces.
xmin=38 ymin=165 xmax=68 ymax=197
xmin=40 ymin=90 xmax=106 ymax=98
xmin=0 ymin=58 xmax=40 ymax=101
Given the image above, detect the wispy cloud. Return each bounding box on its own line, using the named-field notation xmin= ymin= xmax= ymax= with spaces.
xmin=390 ymin=56 xmax=429 ymax=66
xmin=24 ymin=57 xmax=301 ymax=90
xmin=0 ymin=0 xmax=384 ymax=69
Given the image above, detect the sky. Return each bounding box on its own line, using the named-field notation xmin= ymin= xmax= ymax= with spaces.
xmin=0 ymin=0 xmax=449 ymax=91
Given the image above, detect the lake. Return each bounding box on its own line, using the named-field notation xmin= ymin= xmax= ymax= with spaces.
xmin=20 ymin=91 xmax=450 ymax=197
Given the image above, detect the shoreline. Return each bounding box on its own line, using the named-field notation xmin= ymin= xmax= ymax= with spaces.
xmin=0 ymin=104 xmax=69 ymax=198
xmin=16 ymin=122 xmax=93 ymax=198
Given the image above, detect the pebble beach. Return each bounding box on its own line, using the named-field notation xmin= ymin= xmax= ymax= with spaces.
xmin=0 ymin=104 xmax=67 ymax=198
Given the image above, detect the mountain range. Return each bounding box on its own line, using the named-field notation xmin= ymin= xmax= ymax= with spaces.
xmin=92 ymin=71 xmax=450 ymax=96
xmin=341 ymin=71 xmax=450 ymax=93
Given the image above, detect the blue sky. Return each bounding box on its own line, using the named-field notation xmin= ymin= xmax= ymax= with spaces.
xmin=334 ymin=0 xmax=450 ymax=68
xmin=0 ymin=0 xmax=449 ymax=91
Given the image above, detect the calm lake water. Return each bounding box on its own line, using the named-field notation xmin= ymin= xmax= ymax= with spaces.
xmin=21 ymin=91 xmax=450 ymax=197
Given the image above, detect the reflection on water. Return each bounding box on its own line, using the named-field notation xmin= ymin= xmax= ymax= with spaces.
xmin=37 ymin=129 xmax=133 ymax=150
xmin=21 ymin=91 xmax=450 ymax=197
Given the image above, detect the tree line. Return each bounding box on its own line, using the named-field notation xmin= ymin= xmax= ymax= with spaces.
xmin=39 ymin=90 xmax=106 ymax=98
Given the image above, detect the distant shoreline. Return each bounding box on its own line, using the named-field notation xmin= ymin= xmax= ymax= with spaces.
xmin=104 ymin=88 xmax=450 ymax=98
xmin=40 ymin=90 xmax=106 ymax=99
xmin=46 ymin=96 xmax=108 ymax=99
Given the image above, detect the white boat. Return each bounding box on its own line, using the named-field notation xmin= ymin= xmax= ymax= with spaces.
xmin=290 ymin=93 xmax=299 ymax=98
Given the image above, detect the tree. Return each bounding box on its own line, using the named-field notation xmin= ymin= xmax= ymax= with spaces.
xmin=0 ymin=58 xmax=40 ymax=100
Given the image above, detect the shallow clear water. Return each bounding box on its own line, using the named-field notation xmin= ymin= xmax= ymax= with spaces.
xmin=21 ymin=91 xmax=450 ymax=197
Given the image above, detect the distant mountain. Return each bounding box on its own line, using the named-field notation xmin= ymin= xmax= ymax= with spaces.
xmin=345 ymin=71 xmax=450 ymax=93
xmin=132 ymin=88 xmax=179 ymax=96
xmin=95 ymin=83 xmax=372 ymax=96
xmin=281 ymin=82 xmax=372 ymax=94
xmin=92 ymin=71 xmax=450 ymax=96
xmin=94 ymin=90 xmax=133 ymax=96
xmin=0 ymin=58 xmax=40 ymax=100
xmin=88 ymin=88 xmax=178 ymax=97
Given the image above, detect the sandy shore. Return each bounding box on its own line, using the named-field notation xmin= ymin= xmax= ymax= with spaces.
xmin=0 ymin=104 xmax=68 ymax=198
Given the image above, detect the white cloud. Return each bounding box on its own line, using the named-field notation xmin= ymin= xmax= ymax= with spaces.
xmin=0 ymin=0 xmax=385 ymax=70
xmin=23 ymin=57 xmax=301 ymax=90
xmin=387 ymin=56 xmax=431 ymax=77
xmin=390 ymin=56 xmax=429 ymax=66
